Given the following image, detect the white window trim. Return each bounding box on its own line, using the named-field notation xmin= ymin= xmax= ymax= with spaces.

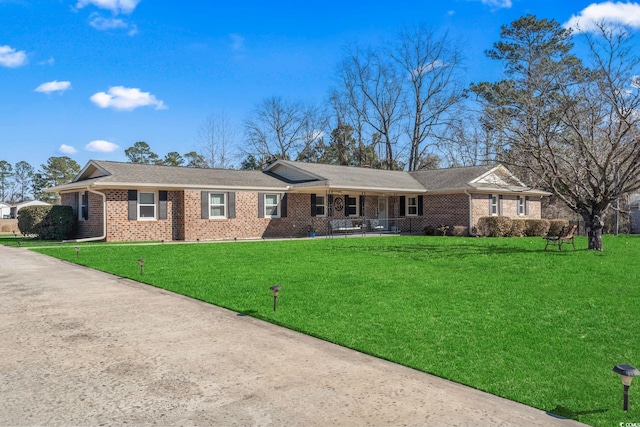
xmin=490 ymin=195 xmax=498 ymax=216
xmin=209 ymin=193 xmax=227 ymax=219
xmin=138 ymin=191 xmax=157 ymax=220
xmin=406 ymin=196 xmax=418 ymax=217
xmin=264 ymin=193 xmax=281 ymax=218
xmin=315 ymin=195 xmax=327 ymax=217
xmin=517 ymin=196 xmax=525 ymax=216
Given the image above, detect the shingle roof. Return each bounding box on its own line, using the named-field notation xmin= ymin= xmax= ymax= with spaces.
xmin=268 ymin=160 xmax=426 ymax=193
xmin=409 ymin=165 xmax=496 ymax=191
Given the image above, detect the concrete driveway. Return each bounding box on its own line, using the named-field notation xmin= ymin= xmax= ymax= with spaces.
xmin=0 ymin=245 xmax=586 ymax=426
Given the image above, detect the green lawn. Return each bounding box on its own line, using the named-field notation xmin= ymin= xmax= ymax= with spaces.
xmin=31 ymin=235 xmax=640 ymax=426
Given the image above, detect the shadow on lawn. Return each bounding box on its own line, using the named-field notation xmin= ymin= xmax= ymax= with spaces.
xmin=546 ymin=405 xmax=608 ymax=420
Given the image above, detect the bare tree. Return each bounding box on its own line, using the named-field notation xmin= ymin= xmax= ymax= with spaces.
xmin=13 ymin=160 xmax=34 ymax=202
xmin=197 ymin=112 xmax=237 ymax=168
xmin=387 ymin=24 xmax=465 ymax=171
xmin=472 ymin=15 xmax=640 ymax=250
xmin=243 ymin=96 xmax=321 ymax=162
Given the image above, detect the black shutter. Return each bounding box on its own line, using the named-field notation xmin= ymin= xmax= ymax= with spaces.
xmin=310 ymin=194 xmax=317 ymax=217
xmin=399 ymin=196 xmax=406 ymax=217
xmin=258 ymin=192 xmax=265 ymax=218
xmin=359 ymin=195 xmax=365 ymax=217
xmin=488 ymin=194 xmax=493 ymax=215
xmin=201 ymin=191 xmax=209 ymax=219
xmin=228 ymin=192 xmax=236 ymax=219
xmin=499 ymin=195 xmax=503 ymax=215
xmin=158 ymin=191 xmax=168 ymax=220
xmin=83 ymin=191 xmax=89 ymax=220
xmin=73 ymin=192 xmax=79 ymax=217
xmin=418 ymin=195 xmax=424 ymax=216
xmin=328 ymin=194 xmax=333 ymax=217
xmin=525 ymin=196 xmax=530 ymax=215
xmin=128 ymin=190 xmax=137 ymax=220
xmin=281 ymin=193 xmax=287 ymax=218
xmin=344 ymin=195 xmax=350 ymax=217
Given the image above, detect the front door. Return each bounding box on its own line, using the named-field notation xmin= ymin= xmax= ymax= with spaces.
xmin=377 ymin=197 xmax=388 ymax=230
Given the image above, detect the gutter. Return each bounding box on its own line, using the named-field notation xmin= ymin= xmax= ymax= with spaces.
xmin=62 ymin=186 xmax=106 ymax=243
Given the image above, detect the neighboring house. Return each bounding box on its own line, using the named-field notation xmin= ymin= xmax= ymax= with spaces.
xmin=9 ymin=200 xmax=51 ymax=219
xmin=0 ymin=202 xmax=10 ymax=219
xmin=630 ymin=193 xmax=640 ymax=234
xmin=46 ymin=160 xmax=550 ymax=242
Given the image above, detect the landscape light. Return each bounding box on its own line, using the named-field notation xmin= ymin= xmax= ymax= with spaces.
xmin=613 ymin=364 xmax=640 ymax=411
xmin=75 ymin=246 xmax=80 ymax=259
xmin=269 ymin=285 xmax=282 ymax=311
xmin=138 ymin=258 xmax=145 ymax=275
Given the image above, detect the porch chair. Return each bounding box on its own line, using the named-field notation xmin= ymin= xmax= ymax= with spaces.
xmin=368 ymin=219 xmax=384 ymax=235
xmin=544 ymin=224 xmax=577 ymax=251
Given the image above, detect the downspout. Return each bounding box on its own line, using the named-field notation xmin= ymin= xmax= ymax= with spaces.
xmin=63 ymin=186 xmax=107 ymax=243
xmin=464 ymin=190 xmax=478 ymax=237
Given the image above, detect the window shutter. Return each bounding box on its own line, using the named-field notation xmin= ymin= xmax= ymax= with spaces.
xmin=84 ymin=191 xmax=89 ymax=220
xmin=418 ymin=195 xmax=424 ymax=216
xmin=281 ymin=193 xmax=287 ymax=218
xmin=488 ymin=194 xmax=493 ymax=215
xmin=328 ymin=194 xmax=333 ymax=217
xmin=74 ymin=192 xmax=79 ymax=216
xmin=128 ymin=190 xmax=137 ymax=220
xmin=399 ymin=196 xmax=406 ymax=217
xmin=310 ymin=194 xmax=317 ymax=217
xmin=498 ymin=195 xmax=503 ymax=216
xmin=344 ymin=195 xmax=350 ymax=217
xmin=258 ymin=192 xmax=265 ymax=218
xmin=158 ymin=191 xmax=168 ymax=220
xmin=227 ymin=192 xmax=236 ymax=219
xmin=201 ymin=191 xmax=209 ymax=219
xmin=525 ymin=196 xmax=530 ymax=215
xmin=359 ymin=195 xmax=365 ymax=217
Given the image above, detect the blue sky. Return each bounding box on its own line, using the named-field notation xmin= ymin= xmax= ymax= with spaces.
xmin=2 ymin=0 xmax=640 ymax=170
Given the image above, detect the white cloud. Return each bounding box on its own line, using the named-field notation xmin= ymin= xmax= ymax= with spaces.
xmin=85 ymin=140 xmax=119 ymax=152
xmin=59 ymin=144 xmax=78 ymax=154
xmin=564 ymin=2 xmax=640 ymax=32
xmin=0 ymin=45 xmax=28 ymax=68
xmin=480 ymin=0 xmax=512 ymax=8
xmin=89 ymin=15 xmax=127 ymax=30
xmin=34 ymin=80 xmax=71 ymax=94
xmin=90 ymin=86 xmax=167 ymax=111
xmin=39 ymin=57 xmax=55 ymax=66
xmin=75 ymin=0 xmax=141 ymax=14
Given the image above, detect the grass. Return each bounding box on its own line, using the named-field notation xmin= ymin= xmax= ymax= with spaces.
xmin=30 ymin=235 xmax=640 ymax=426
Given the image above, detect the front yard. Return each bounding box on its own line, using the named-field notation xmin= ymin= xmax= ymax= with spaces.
xmin=31 ymin=235 xmax=640 ymax=426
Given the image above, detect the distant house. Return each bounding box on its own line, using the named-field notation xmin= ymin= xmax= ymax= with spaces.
xmin=630 ymin=193 xmax=640 ymax=234
xmin=0 ymin=202 xmax=10 ymax=219
xmin=46 ymin=160 xmax=550 ymax=242
xmin=9 ymin=200 xmax=51 ymax=219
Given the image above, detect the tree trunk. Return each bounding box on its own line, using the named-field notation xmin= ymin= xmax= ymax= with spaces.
xmin=585 ymin=213 xmax=604 ymax=251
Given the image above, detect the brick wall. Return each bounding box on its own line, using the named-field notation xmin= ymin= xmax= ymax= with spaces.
xmin=60 ymin=191 xmax=104 ymax=239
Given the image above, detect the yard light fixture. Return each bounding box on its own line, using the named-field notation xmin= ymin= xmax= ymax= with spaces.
xmin=75 ymin=246 xmax=80 ymax=259
xmin=613 ymin=364 xmax=640 ymax=411
xmin=17 ymin=241 xmax=22 ymax=247
xmin=269 ymin=285 xmax=281 ymax=311
xmin=138 ymin=258 xmax=145 ymax=275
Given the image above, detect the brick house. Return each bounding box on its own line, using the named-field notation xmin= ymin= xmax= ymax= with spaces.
xmin=46 ymin=159 xmax=549 ymax=242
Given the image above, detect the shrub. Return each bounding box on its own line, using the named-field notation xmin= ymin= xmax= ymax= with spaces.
xmin=547 ymin=219 xmax=570 ymax=236
xmin=508 ymin=219 xmax=526 ymax=237
xmin=423 ymin=225 xmax=435 ymax=236
xmin=436 ymin=224 xmax=450 ymax=236
xmin=452 ymin=225 xmax=468 ymax=237
xmin=477 ymin=216 xmax=512 ymax=237
xmin=525 ymin=219 xmax=550 ymax=237
xmin=18 ymin=205 xmax=75 ymax=240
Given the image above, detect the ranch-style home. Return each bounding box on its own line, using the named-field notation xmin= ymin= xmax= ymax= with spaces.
xmin=46 ymin=159 xmax=550 ymax=242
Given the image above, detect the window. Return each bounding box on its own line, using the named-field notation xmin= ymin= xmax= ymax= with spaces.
xmin=517 ymin=196 xmax=525 ymax=216
xmin=264 ymin=193 xmax=280 ymax=218
xmin=407 ymin=196 xmax=418 ymax=216
xmin=138 ymin=192 xmax=156 ymax=219
xmin=490 ymin=194 xmax=498 ymax=216
xmin=314 ymin=195 xmax=326 ymax=217
xmin=79 ymin=191 xmax=88 ymax=221
xmin=209 ymin=193 xmax=226 ymax=219
xmin=346 ymin=196 xmax=358 ymax=216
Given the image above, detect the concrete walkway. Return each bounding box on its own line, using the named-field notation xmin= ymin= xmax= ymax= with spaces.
xmin=0 ymin=246 xmax=586 ymax=426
